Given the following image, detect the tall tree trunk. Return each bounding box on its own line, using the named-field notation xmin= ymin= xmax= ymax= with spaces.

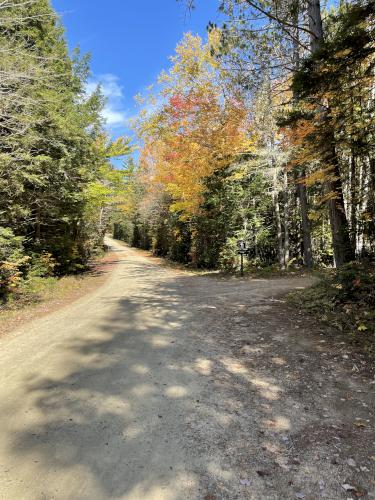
xmin=349 ymin=151 xmax=357 ymax=254
xmin=307 ymin=0 xmax=354 ymax=266
xmin=273 ymin=170 xmax=285 ymax=269
xmin=325 ymin=140 xmax=355 ymax=266
xmin=367 ymin=156 xmax=375 ymax=254
xmin=252 ymin=200 xmax=259 ymax=259
xmin=35 ymin=207 xmax=41 ymax=243
xmin=292 ymin=0 xmax=313 ymax=268
xmin=283 ymin=170 xmax=290 ymax=266
xmin=297 ymin=174 xmax=313 ymax=267
xmin=308 ymin=0 xmax=324 ymax=51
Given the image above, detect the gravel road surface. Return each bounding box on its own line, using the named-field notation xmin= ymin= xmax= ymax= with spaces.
xmin=0 ymin=238 xmax=373 ymax=499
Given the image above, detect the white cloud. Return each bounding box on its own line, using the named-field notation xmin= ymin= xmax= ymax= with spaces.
xmin=86 ymin=73 xmax=128 ymax=129
xmin=102 ymin=108 xmax=127 ymax=126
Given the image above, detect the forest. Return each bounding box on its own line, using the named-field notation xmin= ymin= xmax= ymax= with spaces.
xmin=0 ymin=0 xmax=130 ymax=300
xmin=0 ymin=3 xmax=374 ymax=497
xmin=114 ymin=0 xmax=375 ymax=274
xmin=0 ymin=0 xmax=374 ymax=329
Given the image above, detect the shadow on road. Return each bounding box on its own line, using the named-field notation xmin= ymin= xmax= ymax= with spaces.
xmin=6 ymin=254 xmax=374 ymax=498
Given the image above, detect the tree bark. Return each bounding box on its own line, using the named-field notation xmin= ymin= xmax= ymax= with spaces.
xmin=307 ymin=0 xmax=324 ymax=51
xmin=367 ymin=156 xmax=375 ymax=254
xmin=297 ymin=171 xmax=313 ymax=267
xmin=283 ymin=170 xmax=290 ymax=266
xmin=325 ymin=139 xmax=355 ymax=266
xmin=349 ymin=151 xmax=357 ymax=254
xmin=35 ymin=207 xmax=41 ymax=243
xmin=292 ymin=0 xmax=313 ymax=268
xmin=273 ymin=170 xmax=285 ymax=269
xmin=307 ymin=0 xmax=354 ymax=266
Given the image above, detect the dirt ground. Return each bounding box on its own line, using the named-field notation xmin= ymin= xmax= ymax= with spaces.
xmin=0 ymin=250 xmax=118 ymax=337
xmin=0 ymin=238 xmax=373 ymax=499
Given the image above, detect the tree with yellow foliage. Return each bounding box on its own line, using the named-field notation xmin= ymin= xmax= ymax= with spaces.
xmin=136 ymin=33 xmax=252 ymax=221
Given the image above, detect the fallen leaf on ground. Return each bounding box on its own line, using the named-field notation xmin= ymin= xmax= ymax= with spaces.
xmin=354 ymin=422 xmax=367 ymax=428
xmin=353 ymin=489 xmax=367 ymax=497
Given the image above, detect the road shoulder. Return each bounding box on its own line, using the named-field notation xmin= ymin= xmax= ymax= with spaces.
xmin=0 ymin=249 xmax=118 ymax=338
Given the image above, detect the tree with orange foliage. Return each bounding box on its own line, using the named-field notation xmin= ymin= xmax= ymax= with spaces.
xmin=136 ymin=33 xmax=252 ymax=221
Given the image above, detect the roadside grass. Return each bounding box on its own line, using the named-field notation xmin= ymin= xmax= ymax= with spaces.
xmin=288 ymin=262 xmax=375 ymax=355
xmin=242 ymin=263 xmax=315 ymax=279
xmin=1 ymin=275 xmax=82 ymax=313
xmin=127 ymin=243 xmax=315 ymax=279
xmin=0 ymin=250 xmax=115 ymax=335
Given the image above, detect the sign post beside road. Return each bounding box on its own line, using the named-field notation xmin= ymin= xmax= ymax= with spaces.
xmin=236 ymin=239 xmax=248 ymax=277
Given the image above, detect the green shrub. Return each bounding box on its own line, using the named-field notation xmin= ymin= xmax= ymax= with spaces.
xmin=29 ymin=252 xmax=58 ymax=278
xmin=0 ymin=227 xmax=30 ymax=299
xmin=218 ymin=236 xmax=239 ymax=271
xmin=0 ymin=228 xmax=60 ymax=303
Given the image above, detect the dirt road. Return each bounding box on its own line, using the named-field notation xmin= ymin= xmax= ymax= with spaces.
xmin=0 ymin=238 xmax=373 ymax=500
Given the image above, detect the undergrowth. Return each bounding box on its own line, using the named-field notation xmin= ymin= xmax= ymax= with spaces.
xmin=288 ymin=262 xmax=375 ymax=355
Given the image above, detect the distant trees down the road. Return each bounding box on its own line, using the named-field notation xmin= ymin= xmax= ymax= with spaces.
xmin=114 ymin=0 xmax=374 ymax=273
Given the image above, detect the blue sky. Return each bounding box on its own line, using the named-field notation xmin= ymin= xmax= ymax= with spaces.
xmin=52 ymin=1 xmax=221 ymax=143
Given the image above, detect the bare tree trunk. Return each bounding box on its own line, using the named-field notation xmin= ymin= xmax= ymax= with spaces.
xmin=349 ymin=152 xmax=357 ymax=254
xmin=252 ymin=199 xmax=259 ymax=259
xmin=357 ymin=158 xmax=370 ymax=257
xmin=326 ymin=141 xmax=355 ymax=266
xmin=283 ymin=170 xmax=290 ymax=266
xmin=357 ymin=161 xmax=364 ymax=256
xmin=273 ymin=170 xmax=285 ymax=269
xmin=308 ymin=0 xmax=324 ymax=51
xmin=307 ymin=0 xmax=354 ymax=266
xmin=99 ymin=206 xmax=104 ymax=230
xmin=366 ymin=156 xmax=375 ymax=254
xmin=297 ymin=173 xmax=313 ymax=267
xmin=292 ymin=0 xmax=313 ymax=268
xmin=35 ymin=207 xmax=41 ymax=243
